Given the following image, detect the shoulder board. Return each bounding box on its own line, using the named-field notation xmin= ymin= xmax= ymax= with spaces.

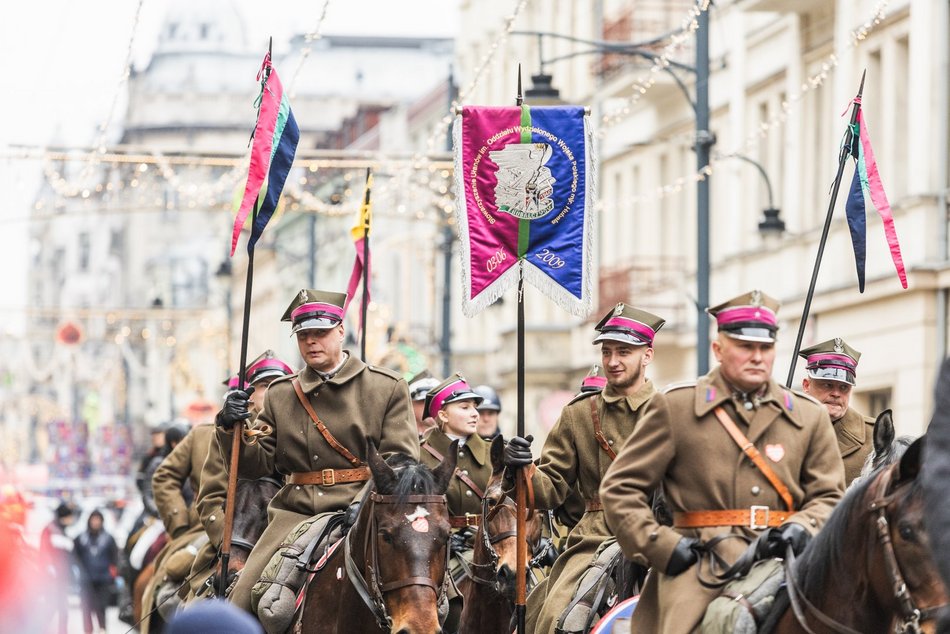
xmin=863 ymin=415 xmax=876 ymax=425
xmin=788 ymin=389 xmax=823 ymax=407
xmin=662 ymin=380 xmax=697 ymax=395
xmin=367 ymin=365 xmax=402 ymax=381
xmin=567 ymin=390 xmax=599 ymax=406
xmin=268 ymin=372 xmax=299 ymax=387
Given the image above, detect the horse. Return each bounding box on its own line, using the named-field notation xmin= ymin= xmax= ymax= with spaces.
xmin=300 ymin=442 xmax=457 ymax=634
xmin=763 ymin=435 xmax=948 ymax=633
xmin=860 ymin=408 xmax=916 ymax=478
xmin=457 ymin=436 xmax=543 ymax=634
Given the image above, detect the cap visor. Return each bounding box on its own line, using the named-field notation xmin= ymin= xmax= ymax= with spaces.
xmin=290 ymin=317 xmax=340 ymax=334
xmin=443 ymin=392 xmax=484 ymax=407
xmin=476 ymin=404 xmax=501 ymax=412
xmin=721 ymin=327 xmax=776 ymax=343
xmin=806 ymin=368 xmax=855 ymax=386
xmin=592 ymin=332 xmax=649 ymax=346
xmin=249 ymin=368 xmax=291 ymax=385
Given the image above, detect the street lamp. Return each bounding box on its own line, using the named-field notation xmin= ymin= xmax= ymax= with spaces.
xmin=720 ymin=153 xmax=786 ymax=236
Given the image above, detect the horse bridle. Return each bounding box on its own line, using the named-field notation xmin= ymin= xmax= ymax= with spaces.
xmin=344 ymin=491 xmax=450 ymax=630
xmin=458 ymin=495 xmax=519 ymax=587
xmin=786 ymin=469 xmax=947 ymax=634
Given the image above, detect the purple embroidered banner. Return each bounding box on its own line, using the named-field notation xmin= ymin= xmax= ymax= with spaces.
xmin=454 ymin=106 xmax=595 ymax=317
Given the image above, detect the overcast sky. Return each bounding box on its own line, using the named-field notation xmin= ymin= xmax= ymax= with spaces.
xmin=0 ymin=0 xmax=459 ymax=333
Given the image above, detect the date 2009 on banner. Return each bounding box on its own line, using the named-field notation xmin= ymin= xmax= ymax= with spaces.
xmin=534 ymin=248 xmax=565 ymax=269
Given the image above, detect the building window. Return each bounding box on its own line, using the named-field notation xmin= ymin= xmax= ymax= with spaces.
xmin=864 ymin=388 xmax=892 ymax=416
xmin=78 ymin=232 xmax=90 ymax=272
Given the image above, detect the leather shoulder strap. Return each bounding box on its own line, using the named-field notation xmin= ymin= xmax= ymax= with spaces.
xmin=590 ymin=397 xmax=617 ymax=461
xmin=420 ymin=442 xmax=485 ymax=499
xmin=712 ymin=406 xmax=794 ymax=512
xmin=292 ymin=378 xmax=363 ymax=467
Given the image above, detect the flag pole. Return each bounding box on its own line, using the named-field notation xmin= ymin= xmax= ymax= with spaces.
xmin=785 ymin=70 xmax=865 ymax=388
xmin=360 ymin=168 xmax=372 ymax=361
xmin=514 ymin=63 xmax=528 ymax=634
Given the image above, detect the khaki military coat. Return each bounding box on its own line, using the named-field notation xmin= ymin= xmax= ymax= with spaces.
xmin=220 ymin=354 xmax=418 ymax=612
xmin=600 ymin=368 xmax=845 ymax=634
xmin=187 ymin=430 xmax=231 ymax=598
xmin=420 ymin=427 xmax=492 ymax=519
xmin=834 ymin=406 xmax=876 ymax=486
xmin=153 ymin=424 xmax=215 ymax=537
xmin=526 ymin=380 xmax=656 ymax=634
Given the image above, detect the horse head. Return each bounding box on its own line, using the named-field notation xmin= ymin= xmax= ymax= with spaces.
xmin=860 ymin=409 xmax=916 ymax=479
xmin=361 ymin=439 xmax=455 ymax=634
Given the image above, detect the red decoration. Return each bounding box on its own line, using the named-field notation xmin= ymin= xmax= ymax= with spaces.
xmin=56 ymin=322 xmax=82 ymax=345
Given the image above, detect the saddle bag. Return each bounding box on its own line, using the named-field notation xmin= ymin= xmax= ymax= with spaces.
xmin=555 ymin=539 xmax=624 ymax=634
xmin=251 ymin=511 xmax=345 ymax=634
xmin=701 ymin=558 xmax=784 ymax=634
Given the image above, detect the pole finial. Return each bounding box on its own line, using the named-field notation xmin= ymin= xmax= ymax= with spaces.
xmin=857 ymin=69 xmax=866 ymax=99
xmin=516 ymin=63 xmax=523 ymax=107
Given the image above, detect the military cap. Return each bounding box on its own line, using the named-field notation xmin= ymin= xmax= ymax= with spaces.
xmin=580 ymin=364 xmax=607 ymax=393
xmin=593 ymin=302 xmax=666 ymax=347
xmin=423 ymin=373 xmax=483 ymax=420
xmin=222 ymin=374 xmax=241 ymax=389
xmin=799 ymin=338 xmax=861 ymax=386
xmin=408 ymin=369 xmax=440 ymax=402
xmin=281 ymin=289 xmax=347 ymax=334
xmin=245 ymin=350 xmax=294 ymax=386
xmin=707 ymin=290 xmax=780 ymax=343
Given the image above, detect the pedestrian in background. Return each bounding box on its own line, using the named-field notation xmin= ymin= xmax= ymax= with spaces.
xmin=39 ymin=500 xmax=76 ymax=634
xmin=73 ymin=509 xmax=118 ymax=634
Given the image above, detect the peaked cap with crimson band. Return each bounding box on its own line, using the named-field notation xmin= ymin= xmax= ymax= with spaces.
xmin=408 ymin=369 xmax=440 ymax=402
xmin=707 ymin=290 xmax=780 ymax=343
xmin=423 ymin=373 xmax=483 ymax=420
xmin=592 ymin=302 xmax=666 ymax=347
xmin=281 ymin=289 xmax=347 ymax=334
xmin=798 ymin=338 xmax=861 ymax=386
xmin=580 ymin=364 xmax=607 ymax=393
xmin=245 ymin=349 xmax=294 ymax=385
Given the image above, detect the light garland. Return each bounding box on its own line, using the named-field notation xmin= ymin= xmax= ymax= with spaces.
xmin=598 ymin=0 xmax=712 ymax=135
xmin=606 ymin=0 xmax=890 ymax=211
xmin=287 ymin=0 xmax=333 ymax=98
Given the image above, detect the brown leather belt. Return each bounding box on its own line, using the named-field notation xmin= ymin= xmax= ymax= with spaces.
xmin=288 ymin=466 xmax=371 ymax=487
xmin=449 ymin=514 xmax=482 ymax=528
xmin=585 ymin=499 xmax=604 ymax=512
xmin=673 ymin=507 xmax=789 ymax=529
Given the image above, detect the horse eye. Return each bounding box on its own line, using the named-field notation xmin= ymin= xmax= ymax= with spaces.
xmin=379 ymin=530 xmax=394 ymax=544
xmin=897 ymin=522 xmax=916 ymax=542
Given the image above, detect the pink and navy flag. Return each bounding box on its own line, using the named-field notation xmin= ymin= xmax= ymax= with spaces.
xmin=843 ymin=104 xmax=907 ymax=292
xmin=230 ymin=51 xmax=300 ymax=256
xmin=454 ymin=106 xmax=595 ymax=317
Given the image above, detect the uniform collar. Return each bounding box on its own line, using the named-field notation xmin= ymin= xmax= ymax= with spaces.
xmin=423 ymin=426 xmax=490 ymax=466
xmin=834 ymin=407 xmax=869 ymax=451
xmin=601 ymin=379 xmax=656 ymax=412
xmin=296 ymin=351 xmax=364 ymax=393
xmin=694 ymin=367 xmax=803 ymax=428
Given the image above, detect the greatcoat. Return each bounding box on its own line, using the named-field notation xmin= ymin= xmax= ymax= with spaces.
xmin=600 ymin=367 xmax=845 ymax=634
xmin=220 ymin=354 xmax=418 ymax=612
xmin=834 ymin=406 xmax=876 ymax=486
xmin=525 ymin=380 xmax=656 ymax=634
xmin=419 ymin=426 xmax=492 ymax=519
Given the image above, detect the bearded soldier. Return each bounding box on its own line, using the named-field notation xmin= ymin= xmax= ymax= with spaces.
xmin=601 ymin=290 xmax=845 ymax=634
xmin=799 ymin=338 xmax=875 ymax=485
xmin=503 ymin=302 xmax=666 ymax=633
xmin=216 ymin=289 xmax=418 ymax=614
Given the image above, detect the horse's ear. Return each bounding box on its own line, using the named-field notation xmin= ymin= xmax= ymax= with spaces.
xmin=873 ymin=409 xmax=895 ymax=456
xmin=430 ymin=439 xmax=459 ymax=493
xmin=366 ymin=438 xmax=397 ymax=492
xmin=490 ymin=435 xmax=505 ymax=475
xmin=894 ymin=435 xmax=925 ymax=485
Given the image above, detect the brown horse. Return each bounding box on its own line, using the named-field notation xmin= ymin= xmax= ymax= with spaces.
xmin=765 ymin=436 xmax=948 ymax=633
xmin=458 ymin=436 xmax=543 ymax=634
xmin=301 ymin=442 xmax=457 ymax=634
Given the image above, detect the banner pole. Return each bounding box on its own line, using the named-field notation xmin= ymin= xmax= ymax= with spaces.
xmin=514 ymin=63 xmax=527 ymax=634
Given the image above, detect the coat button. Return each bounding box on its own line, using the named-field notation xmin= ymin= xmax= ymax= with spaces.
xmin=465 ymin=490 xmax=473 ymax=497
xmin=209 ymin=515 xmax=216 ymax=522
xmin=462 ymin=470 xmax=469 ymax=475
xmin=459 ymin=450 xmax=466 ymax=457
xmin=751 ymin=486 xmax=761 ymax=496
xmin=295 ymin=485 xmax=301 ymax=491
xmin=318 ymin=492 xmax=324 ymax=497
xmin=649 ymin=531 xmax=658 ymax=541
xmin=608 ymin=439 xmax=614 ymax=446
xmin=313 ymin=455 xmax=319 ymax=461
xmin=810 ymin=518 xmax=818 ymax=527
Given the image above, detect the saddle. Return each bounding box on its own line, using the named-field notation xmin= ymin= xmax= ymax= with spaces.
xmin=252 ymin=511 xmax=348 ymax=634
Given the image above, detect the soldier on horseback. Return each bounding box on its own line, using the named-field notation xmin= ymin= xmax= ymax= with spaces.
xmin=214 ymin=288 xmax=419 ymax=615
xmin=601 ymin=290 xmax=846 ymax=634
xmin=503 ymin=302 xmax=666 ymax=634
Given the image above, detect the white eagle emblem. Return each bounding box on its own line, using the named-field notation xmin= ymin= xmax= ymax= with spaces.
xmin=489 ymin=143 xmax=557 ymax=220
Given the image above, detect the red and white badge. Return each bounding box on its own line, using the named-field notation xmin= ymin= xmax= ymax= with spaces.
xmin=764 ymin=444 xmax=785 ymax=463
xmin=406 ymin=506 xmax=430 ymax=533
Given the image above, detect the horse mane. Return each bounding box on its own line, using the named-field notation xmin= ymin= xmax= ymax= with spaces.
xmin=381 ymin=452 xmax=438 ymax=500
xmin=795 ymin=470 xmax=879 ymax=599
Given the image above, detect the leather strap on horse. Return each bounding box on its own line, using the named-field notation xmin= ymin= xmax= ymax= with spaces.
xmin=449 ymin=514 xmax=481 ymax=528
xmin=288 ymin=467 xmax=371 ymax=486
xmin=420 ymin=442 xmax=485 ymax=499
xmin=712 ymin=406 xmax=794 ymax=512
xmin=292 ymin=378 xmax=363 ymax=468
xmin=590 ymin=397 xmax=617 ymax=461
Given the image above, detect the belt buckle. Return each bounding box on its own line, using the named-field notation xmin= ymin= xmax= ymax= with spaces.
xmin=322 ymin=468 xmax=335 ymax=486
xmin=750 ymin=505 xmax=769 ymax=530
xmin=465 ymin=513 xmax=479 ymax=527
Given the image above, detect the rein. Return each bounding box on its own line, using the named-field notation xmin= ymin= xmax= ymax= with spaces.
xmin=785 ymin=468 xmax=946 ymax=634
xmin=343 ymin=490 xmax=450 ymax=630
xmin=459 ymin=495 xmax=519 ymax=588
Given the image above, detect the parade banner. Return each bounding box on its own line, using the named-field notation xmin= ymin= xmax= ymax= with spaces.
xmin=344 ymin=171 xmax=373 ymax=336
xmin=843 ymin=106 xmax=907 ymax=292
xmin=454 ymin=106 xmax=595 ymax=317
xmin=230 ymin=51 xmax=300 ymax=255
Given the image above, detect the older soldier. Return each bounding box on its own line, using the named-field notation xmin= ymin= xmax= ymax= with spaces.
xmin=408 ymin=369 xmax=440 ymax=438
xmin=188 ymin=351 xmax=293 ymax=598
xmin=799 ymin=338 xmax=875 ymax=485
xmin=601 ymin=290 xmax=845 ymax=634
xmin=504 ymin=302 xmax=666 ymax=634
xmin=217 ymin=289 xmax=418 ymax=614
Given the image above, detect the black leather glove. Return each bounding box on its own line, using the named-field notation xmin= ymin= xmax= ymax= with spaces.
xmin=665 ymin=537 xmax=700 ymax=576
xmin=216 ymin=387 xmax=255 ymax=428
xmin=532 ymin=536 xmax=559 ymax=568
xmin=503 ymin=435 xmax=534 ymax=469
xmin=771 ymin=522 xmax=811 ymax=557
xmin=449 ymin=529 xmax=473 ymax=554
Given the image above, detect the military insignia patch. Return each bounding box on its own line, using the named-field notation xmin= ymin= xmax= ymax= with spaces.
xmin=614 ymin=302 xmax=625 ymax=316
